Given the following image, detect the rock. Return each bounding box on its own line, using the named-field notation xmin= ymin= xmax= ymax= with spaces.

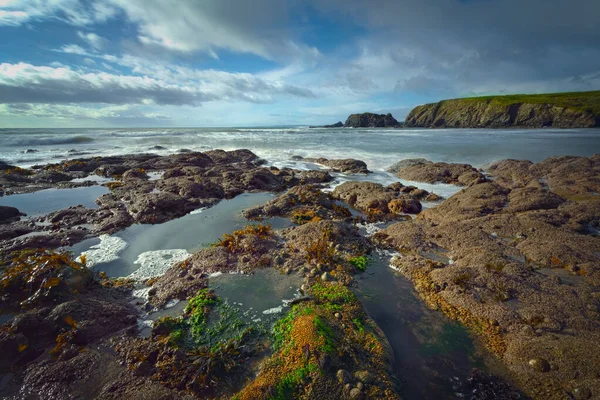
xmin=349 ymin=388 xmax=364 ymax=399
xmin=356 ymin=382 xmax=364 ymax=391
xmin=354 ymin=370 xmax=372 ymax=383
xmin=24 ymin=149 xmax=39 ymax=153
xmin=404 ymin=94 xmax=600 ymax=128
xmin=0 ymin=205 xmax=21 ymax=224
xmin=344 ymin=113 xmax=400 ymax=128
xmin=334 ymin=313 xmax=342 ymax=319
xmin=528 ymin=358 xmax=550 ymax=372
xmin=393 ymin=161 xmax=486 ymax=186
xmin=572 ymin=387 xmax=592 ymax=400
xmin=149 ymin=145 xmax=167 ymax=150
xmin=321 ymin=272 xmax=334 ymax=282
xmin=387 ymin=158 xmax=432 ymax=173
xmin=304 ymin=157 xmax=369 ymax=174
xmin=337 ymin=369 xmax=352 ymax=384
xmin=388 ymin=196 xmax=422 ymax=214
xmin=122 ymin=168 xmax=149 ymax=181
xmin=425 ymin=193 xmax=442 ymax=201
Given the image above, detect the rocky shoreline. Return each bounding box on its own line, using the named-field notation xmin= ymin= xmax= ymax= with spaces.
xmin=1 ymin=149 xmax=598 ymax=399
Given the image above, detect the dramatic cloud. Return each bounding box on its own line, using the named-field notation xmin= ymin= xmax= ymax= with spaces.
xmin=107 ymin=0 xmax=321 ymax=62
xmin=1 ymin=0 xmax=598 ymax=126
xmin=0 ymin=62 xmax=316 ymax=106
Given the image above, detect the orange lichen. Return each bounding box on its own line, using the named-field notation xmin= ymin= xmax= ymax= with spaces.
xmin=303 ymin=227 xmax=336 ymax=265
xmin=215 ymin=224 xmax=273 ymax=253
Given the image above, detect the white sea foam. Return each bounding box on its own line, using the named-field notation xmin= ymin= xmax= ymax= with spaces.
xmin=165 ymin=299 xmax=181 ymax=309
xmin=262 ymin=306 xmax=283 ymax=315
xmin=189 ymin=207 xmax=207 ymax=215
xmin=129 ymin=249 xmax=191 ymax=281
xmin=78 ymin=234 xmax=128 ymax=267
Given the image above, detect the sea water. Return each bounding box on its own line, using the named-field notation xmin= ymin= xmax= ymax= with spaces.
xmin=2 ymin=127 xmax=599 ymax=171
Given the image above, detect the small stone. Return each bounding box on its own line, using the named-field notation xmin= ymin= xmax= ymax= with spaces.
xmin=349 ymin=388 xmax=363 ymax=399
xmin=321 ymin=272 xmax=334 ymax=281
xmin=572 ymin=387 xmax=592 ymax=400
xmin=354 ymin=370 xmax=372 ymax=383
xmin=356 ymin=382 xmax=364 ymax=391
xmin=344 ymin=384 xmax=352 ymax=392
xmin=334 ymin=312 xmax=342 ymax=319
xmin=337 ymin=369 xmax=352 ymax=384
xmin=528 ymin=358 xmax=550 ymax=372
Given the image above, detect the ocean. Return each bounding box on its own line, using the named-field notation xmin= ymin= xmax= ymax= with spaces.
xmin=1 ymin=127 xmax=600 ymax=171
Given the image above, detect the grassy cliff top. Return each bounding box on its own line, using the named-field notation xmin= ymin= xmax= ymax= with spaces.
xmin=442 ymin=90 xmax=600 ymax=115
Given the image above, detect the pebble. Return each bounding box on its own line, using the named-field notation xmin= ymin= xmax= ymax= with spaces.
xmin=572 ymin=387 xmax=592 ymax=400
xmin=334 ymin=312 xmax=342 ymax=319
xmin=349 ymin=388 xmax=363 ymax=399
xmin=356 ymin=382 xmax=364 ymax=391
xmin=321 ymin=272 xmax=334 ymax=281
xmin=337 ymin=369 xmax=352 ymax=384
xmin=528 ymin=358 xmax=550 ymax=372
xmin=354 ymin=370 xmax=372 ymax=383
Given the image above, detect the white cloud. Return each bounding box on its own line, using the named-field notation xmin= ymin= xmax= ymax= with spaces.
xmin=0 ymin=62 xmax=316 ymax=106
xmin=77 ymin=31 xmax=108 ymax=50
xmin=0 ymin=0 xmax=115 ymax=26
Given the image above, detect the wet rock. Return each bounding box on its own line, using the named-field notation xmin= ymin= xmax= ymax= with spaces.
xmin=349 ymin=387 xmax=364 ymax=399
xmin=332 ymin=181 xmax=423 ymax=219
xmin=24 ymin=149 xmax=39 ymax=153
xmin=388 ymin=196 xmax=422 ymax=214
xmin=0 ymin=205 xmax=21 ymax=224
xmin=304 ymin=157 xmax=370 ymax=174
xmin=354 ymin=370 xmax=372 ymax=384
xmin=337 ymin=369 xmax=352 ymax=384
xmin=392 ymin=159 xmax=486 ymax=186
xmin=122 ymin=168 xmax=149 ymax=181
xmin=32 ymin=170 xmax=72 ymax=184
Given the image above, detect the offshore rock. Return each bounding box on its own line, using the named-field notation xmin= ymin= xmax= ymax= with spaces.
xmin=344 ymin=113 xmax=400 ymax=128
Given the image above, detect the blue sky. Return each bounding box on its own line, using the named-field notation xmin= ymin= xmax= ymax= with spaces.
xmin=0 ymin=0 xmax=599 ymax=127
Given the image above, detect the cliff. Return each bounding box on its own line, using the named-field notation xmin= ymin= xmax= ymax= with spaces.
xmin=344 ymin=112 xmax=400 ymax=128
xmin=404 ymin=91 xmax=600 ymax=128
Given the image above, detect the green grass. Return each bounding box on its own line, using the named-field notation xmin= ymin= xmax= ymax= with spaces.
xmin=448 ymin=90 xmax=600 ymax=115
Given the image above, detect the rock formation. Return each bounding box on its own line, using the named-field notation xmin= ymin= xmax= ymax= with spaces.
xmin=344 ymin=113 xmax=400 ymax=128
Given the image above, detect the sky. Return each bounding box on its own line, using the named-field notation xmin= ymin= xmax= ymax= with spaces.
xmin=0 ymin=0 xmax=599 ymax=128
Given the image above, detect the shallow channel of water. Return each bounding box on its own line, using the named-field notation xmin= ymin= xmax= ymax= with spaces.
xmin=0 ymin=186 xmax=109 ymax=217
xmin=355 ymin=251 xmax=514 ymax=399
xmin=69 ymin=192 xmax=293 ymax=277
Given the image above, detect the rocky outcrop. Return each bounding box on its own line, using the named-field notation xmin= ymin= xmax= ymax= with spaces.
xmin=388 ymin=159 xmax=487 ymax=186
xmin=304 ymin=157 xmax=370 ymax=174
xmin=405 ymin=93 xmax=600 ymax=128
xmin=344 ymin=113 xmax=400 ymax=128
